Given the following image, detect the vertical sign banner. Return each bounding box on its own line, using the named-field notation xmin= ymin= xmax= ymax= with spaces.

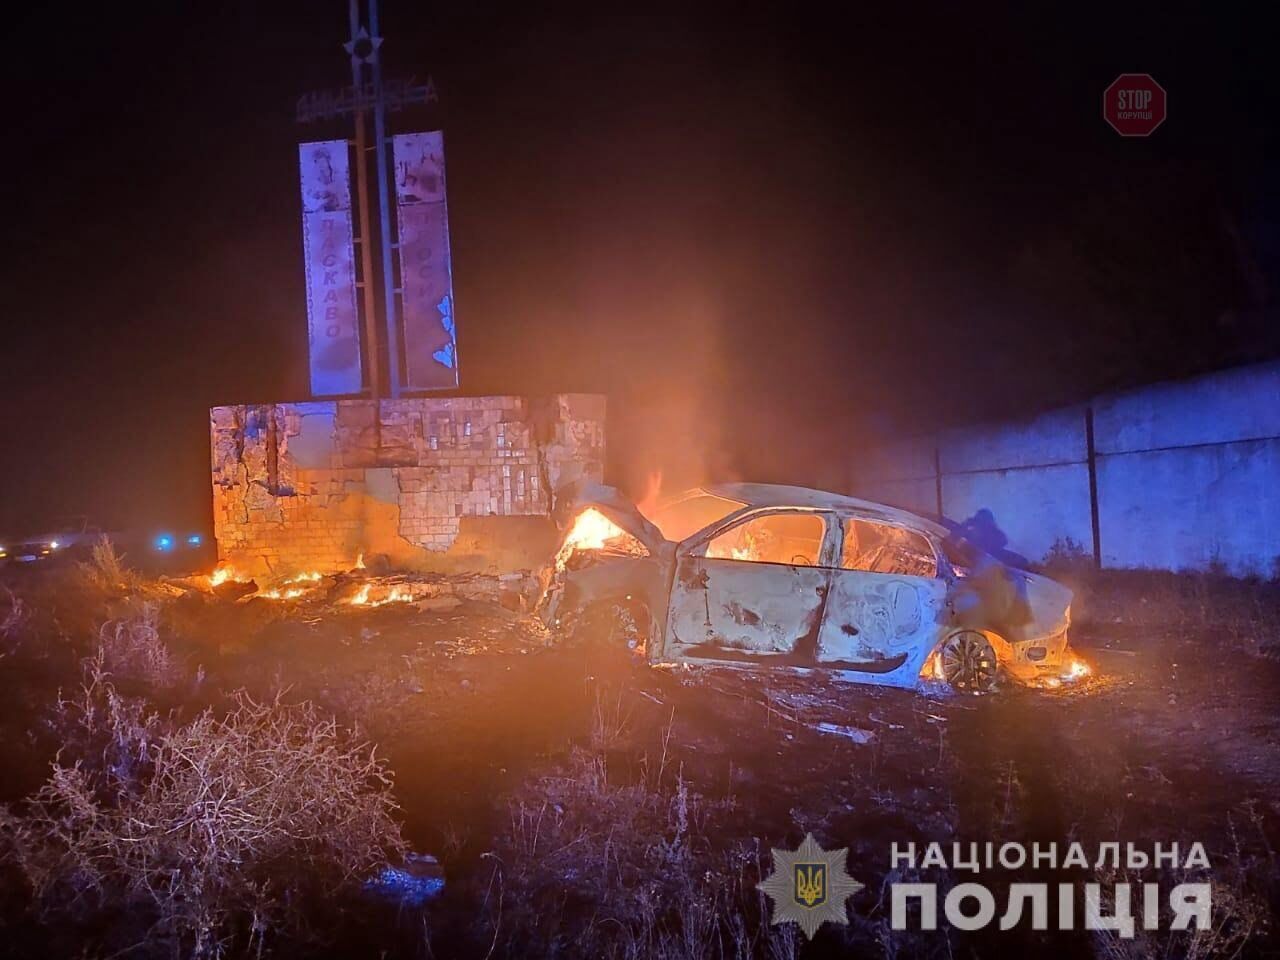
xmin=299 ymin=140 xmax=363 ymax=396
xmin=393 ymin=131 xmax=460 ymax=389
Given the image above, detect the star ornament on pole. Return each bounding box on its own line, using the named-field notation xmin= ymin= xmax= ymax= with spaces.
xmin=344 ymin=25 xmax=383 ymax=66
xmin=759 ymin=833 xmax=864 ymax=940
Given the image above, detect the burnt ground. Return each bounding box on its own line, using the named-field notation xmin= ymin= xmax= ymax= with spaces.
xmin=1 ymin=565 xmax=1279 ymax=958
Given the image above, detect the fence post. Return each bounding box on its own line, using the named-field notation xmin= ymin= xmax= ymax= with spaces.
xmin=933 ymin=440 xmax=943 ymax=519
xmin=1085 ymin=406 xmax=1102 ymax=568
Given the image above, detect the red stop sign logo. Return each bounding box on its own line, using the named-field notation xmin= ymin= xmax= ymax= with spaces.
xmin=1103 ymin=73 xmax=1167 ymax=136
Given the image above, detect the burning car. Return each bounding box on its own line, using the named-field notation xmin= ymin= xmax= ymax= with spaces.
xmin=539 ymin=483 xmax=1084 ymax=692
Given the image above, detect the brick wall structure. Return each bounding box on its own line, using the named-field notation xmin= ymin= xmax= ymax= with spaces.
xmin=210 ymin=394 xmax=605 ymax=578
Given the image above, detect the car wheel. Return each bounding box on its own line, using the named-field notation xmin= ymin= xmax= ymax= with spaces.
xmin=939 ymin=630 xmax=998 ymax=693
xmin=576 ymin=600 xmax=648 ymax=655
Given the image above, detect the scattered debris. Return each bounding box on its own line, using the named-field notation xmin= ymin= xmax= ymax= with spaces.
xmin=813 ymin=722 xmax=876 ymax=744
xmin=364 ymin=853 xmax=445 ymax=906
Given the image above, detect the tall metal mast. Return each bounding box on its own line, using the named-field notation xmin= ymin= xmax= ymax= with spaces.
xmin=369 ymin=0 xmax=403 ymax=399
xmin=347 ymin=0 xmax=382 ymax=399
xmin=298 ymin=0 xmax=437 ymax=400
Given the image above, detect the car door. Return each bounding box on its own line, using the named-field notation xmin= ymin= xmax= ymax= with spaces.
xmin=816 ymin=515 xmax=948 ymax=674
xmin=664 ymin=509 xmax=837 ymax=663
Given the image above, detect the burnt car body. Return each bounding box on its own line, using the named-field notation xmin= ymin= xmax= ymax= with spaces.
xmin=539 ymin=483 xmax=1078 ymax=692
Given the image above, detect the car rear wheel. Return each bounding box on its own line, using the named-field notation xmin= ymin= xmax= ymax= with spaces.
xmin=939 ymin=630 xmax=998 ymax=693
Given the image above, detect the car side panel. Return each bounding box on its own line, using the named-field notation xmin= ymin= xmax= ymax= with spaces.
xmin=665 ymin=554 xmax=831 ymax=660
xmin=817 ymin=569 xmax=947 ymax=678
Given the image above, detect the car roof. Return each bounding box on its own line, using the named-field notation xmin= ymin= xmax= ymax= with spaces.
xmin=699 ymin=482 xmax=949 ymax=538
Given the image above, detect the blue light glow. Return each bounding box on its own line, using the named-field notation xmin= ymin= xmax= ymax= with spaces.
xmin=155 ymin=535 xmax=174 ymax=552
xmin=187 ymin=534 xmax=203 ymax=546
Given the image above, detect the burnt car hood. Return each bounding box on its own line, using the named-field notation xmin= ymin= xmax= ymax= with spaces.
xmin=553 ymin=481 xmax=671 ymax=554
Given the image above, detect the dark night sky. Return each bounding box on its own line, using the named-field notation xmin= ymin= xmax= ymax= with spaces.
xmin=1 ymin=2 xmax=1277 ymax=536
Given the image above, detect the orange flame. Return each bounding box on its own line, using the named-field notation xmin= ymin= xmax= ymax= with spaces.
xmin=555 ymin=508 xmax=647 ymax=571
xmin=636 ymin=470 xmax=663 ymax=520
xmin=920 ymin=650 xmax=946 ymax=682
xmin=345 ymin=582 xmax=413 ymax=607
xmin=208 ymin=564 xmax=244 ymax=587
xmin=260 ymin=586 xmax=306 ymax=600
xmin=378 ymin=586 xmax=412 ymax=606
xmin=704 ymin=525 xmax=765 ymax=562
xmin=254 ymin=570 xmax=325 ymax=601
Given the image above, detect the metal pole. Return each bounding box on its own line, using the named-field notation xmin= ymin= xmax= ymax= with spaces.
xmin=933 ymin=442 xmax=943 ymax=519
xmin=349 ymin=0 xmax=382 ymax=399
xmin=370 ymin=0 xmax=403 ymax=398
xmin=1085 ymin=406 xmax=1102 ymax=568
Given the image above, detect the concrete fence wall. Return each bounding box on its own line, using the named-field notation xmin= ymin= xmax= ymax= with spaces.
xmin=850 ymin=360 xmax=1280 ymax=577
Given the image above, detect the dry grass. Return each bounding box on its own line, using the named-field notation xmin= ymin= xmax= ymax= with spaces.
xmin=1 ymin=653 xmax=406 ymax=958
xmin=0 ymin=584 xmax=27 ymax=653
xmin=590 ymin=681 xmax=637 ymax=752
xmin=1087 ymin=870 xmax=1265 ymax=960
xmin=1046 ymin=564 xmax=1280 ymax=657
xmin=96 ymin=602 xmax=182 ymax=689
xmin=76 ymin=535 xmax=145 ymax=595
xmin=486 ymin=676 xmax=802 ymax=960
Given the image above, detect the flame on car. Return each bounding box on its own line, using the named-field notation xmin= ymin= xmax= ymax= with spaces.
xmin=554 ymin=508 xmax=648 ymax=571
xmin=921 ymin=650 xmax=946 ymax=682
xmin=704 ymin=534 xmax=761 ymax=562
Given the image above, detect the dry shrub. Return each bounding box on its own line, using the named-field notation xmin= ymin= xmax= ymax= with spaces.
xmin=2 ymin=662 xmax=405 ymax=958
xmin=1 ymin=584 xmax=27 ymax=653
xmin=1087 ymin=874 xmax=1265 ymax=960
xmin=490 ymin=733 xmax=793 ymax=960
xmin=1048 ymin=565 xmax=1280 ymax=655
xmin=590 ymin=681 xmax=636 ymax=752
xmin=77 ymin=535 xmax=144 ymax=595
xmin=96 ymin=603 xmax=182 ymax=689
xmin=1086 ymin=814 xmax=1270 ymax=960
xmin=47 ymin=648 xmax=165 ymax=795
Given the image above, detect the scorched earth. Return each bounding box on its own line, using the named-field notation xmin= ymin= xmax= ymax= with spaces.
xmin=0 ymin=547 xmax=1277 ymax=958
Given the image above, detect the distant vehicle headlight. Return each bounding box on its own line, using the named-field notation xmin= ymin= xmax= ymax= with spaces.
xmin=49 ymin=540 xmax=60 ymax=550
xmin=187 ymin=534 xmax=203 ymax=547
xmin=155 ymin=535 xmax=174 ymax=552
